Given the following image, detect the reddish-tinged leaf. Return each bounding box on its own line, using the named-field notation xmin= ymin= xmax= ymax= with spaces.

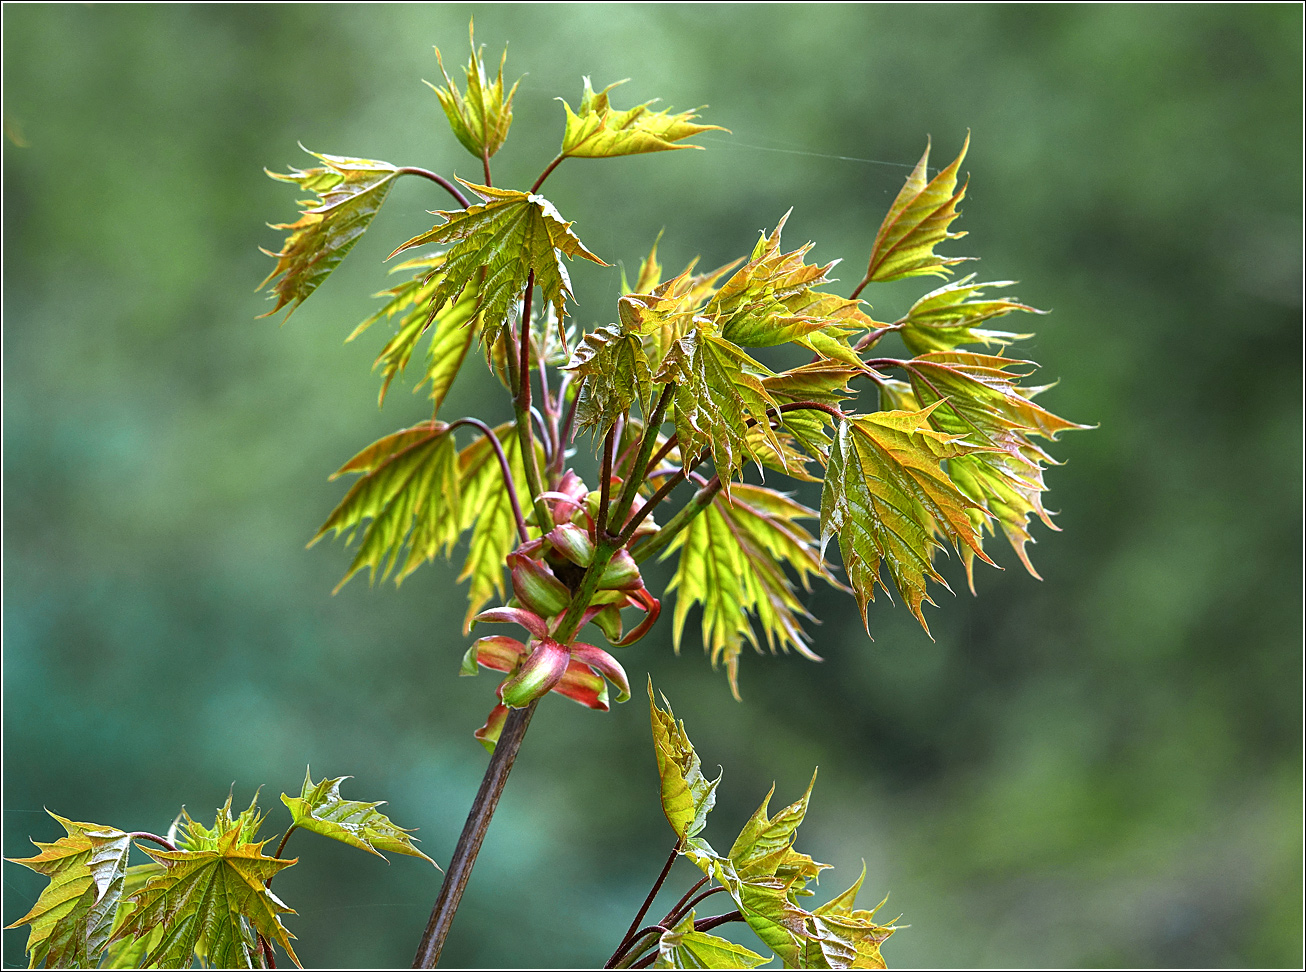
xmin=865 ymin=135 xmax=971 ymax=284
xmin=260 ymin=150 xmax=400 ymax=319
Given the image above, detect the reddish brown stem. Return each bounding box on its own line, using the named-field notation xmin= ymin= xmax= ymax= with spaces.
xmin=397 ymin=167 xmax=470 ymax=209
xmin=605 ymin=844 xmax=680 ymax=968
xmin=128 ymin=831 xmax=178 ymax=852
xmin=447 ymin=419 xmax=529 ymax=543
xmin=530 ymin=155 xmax=565 ymax=193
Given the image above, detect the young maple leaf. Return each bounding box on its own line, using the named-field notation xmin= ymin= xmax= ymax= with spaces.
xmin=648 ymin=681 xmax=721 ymax=846
xmin=652 ymin=910 xmax=769 ymax=969
xmin=5 ymin=813 xmax=132 ymax=969
xmin=391 ymin=182 xmax=607 ymax=348
xmin=281 ymin=770 xmax=437 ymax=866
xmin=112 ymin=825 xmax=299 ymax=968
xmin=426 ymin=23 xmax=520 ymax=161
xmin=564 ymin=323 xmax=655 ymax=438
xmin=260 ymin=149 xmax=401 ymax=320
xmin=819 ymin=406 xmax=994 ymax=635
xmin=864 ymin=134 xmax=972 ymax=284
xmin=903 ymin=351 xmax=1090 ymax=585
xmin=559 ymin=77 xmax=726 ymax=159
xmin=898 ymin=274 xmax=1042 ymax=355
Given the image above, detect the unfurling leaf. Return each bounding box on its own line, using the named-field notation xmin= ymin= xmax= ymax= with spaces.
xmin=820 ymin=407 xmax=992 ymax=634
xmin=898 ymin=275 xmax=1042 ymax=355
xmin=799 ymin=864 xmax=900 ymax=970
xmin=728 ymin=772 xmax=827 ymax=894
xmin=347 ymin=253 xmax=481 ymax=409
xmin=393 ymin=182 xmax=607 ymax=347
xmin=260 ymin=150 xmax=400 ymax=319
xmin=904 ymin=351 xmax=1089 ymax=584
xmin=865 ymin=134 xmax=970 ymax=284
xmin=653 ymin=911 xmax=769 ymax=969
xmin=281 ymin=770 xmax=437 ymax=866
xmin=5 ymin=813 xmax=132 ymax=969
xmin=559 ymin=78 xmax=725 ymax=159
xmin=664 ymin=484 xmax=841 ymax=698
xmin=649 ymin=680 xmax=720 ymax=843
xmin=427 ymin=25 xmax=519 ymax=160
xmin=112 ymin=806 xmax=299 ymax=970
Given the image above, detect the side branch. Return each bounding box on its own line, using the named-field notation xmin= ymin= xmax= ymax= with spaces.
xmin=397 ymin=167 xmax=471 ymax=209
xmin=447 ymin=418 xmax=529 ymax=543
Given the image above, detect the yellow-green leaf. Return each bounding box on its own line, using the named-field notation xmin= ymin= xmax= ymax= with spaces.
xmin=664 ymin=484 xmax=840 ymax=698
xmin=564 ymin=323 xmax=654 ymax=438
xmin=713 ymin=213 xmax=877 ymax=349
xmin=427 ymin=25 xmax=519 ymax=160
xmin=101 ymin=864 xmax=166 ymax=969
xmin=260 ymin=150 xmax=400 ymax=319
xmin=392 ymin=182 xmax=607 ymax=347
xmin=312 ymin=421 xmax=462 ymax=590
xmin=728 ymin=772 xmax=827 ymax=893
xmin=649 ymin=680 xmax=720 ymax=843
xmin=652 ymin=911 xmax=769 ymax=969
xmin=113 ymin=823 xmax=298 ymax=969
xmin=819 ymin=408 xmax=992 ymax=634
xmin=904 ymin=351 xmax=1088 ymax=584
xmin=800 ymin=865 xmax=900 ymax=970
xmin=899 ymin=274 xmax=1041 ymax=355
xmin=5 ymin=813 xmax=132 ymax=969
xmin=865 ymin=135 xmax=971 ymax=284
xmin=560 ymin=78 xmax=725 ymax=159
xmin=347 ymin=253 xmax=481 ymax=410
xmin=281 ymin=770 xmax=437 ymax=867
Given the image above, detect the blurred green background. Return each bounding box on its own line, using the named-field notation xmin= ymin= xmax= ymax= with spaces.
xmin=3 ymin=4 xmax=1301 ymax=968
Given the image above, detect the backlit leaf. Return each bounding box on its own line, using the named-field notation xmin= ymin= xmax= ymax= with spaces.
xmin=347 ymin=253 xmax=481 ymax=410
xmin=819 ymin=408 xmax=992 ymax=633
xmin=728 ymin=772 xmax=827 ymax=893
xmin=560 ymin=78 xmax=725 ymax=159
xmin=865 ymin=135 xmax=970 ymax=284
xmin=652 ymin=911 xmax=769 ymax=969
xmin=664 ymin=484 xmax=840 ymax=698
xmin=799 ymin=865 xmax=899 ymax=970
xmin=5 ymin=813 xmax=132 ymax=969
xmin=281 ymin=770 xmax=437 ymax=866
xmin=113 ymin=818 xmax=298 ymax=969
xmin=898 ymin=275 xmax=1041 ymax=355
xmin=427 ymin=25 xmax=519 ymax=160
xmin=260 ymin=150 xmax=400 ymax=319
xmin=648 ymin=680 xmax=720 ymax=843
xmin=312 ymin=421 xmax=462 ymax=590
xmin=392 ymin=182 xmax=607 ymax=347
xmin=101 ymin=864 xmax=166 ymax=970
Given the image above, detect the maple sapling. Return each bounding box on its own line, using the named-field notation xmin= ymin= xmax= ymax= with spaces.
xmin=8 ymin=24 xmax=1084 ymax=970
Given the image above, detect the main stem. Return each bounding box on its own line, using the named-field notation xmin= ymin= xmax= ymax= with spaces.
xmin=412 ymin=701 xmax=539 ymax=968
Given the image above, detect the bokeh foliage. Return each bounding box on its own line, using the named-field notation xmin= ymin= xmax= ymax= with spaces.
xmin=3 ymin=4 xmax=1301 ymax=968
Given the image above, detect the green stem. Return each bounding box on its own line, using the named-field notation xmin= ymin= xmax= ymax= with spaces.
xmin=608 ymin=385 xmax=674 ymax=537
xmin=630 ymin=475 xmax=721 ymax=564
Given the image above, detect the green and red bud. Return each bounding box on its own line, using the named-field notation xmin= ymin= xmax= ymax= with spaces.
xmin=499 ymin=638 xmax=572 ymax=708
xmin=545 ymin=523 xmax=595 ymax=567
xmin=599 ymin=549 xmax=642 ymax=590
xmin=462 ymin=635 xmax=527 ymax=676
xmin=508 ymin=552 xmax=571 ymax=617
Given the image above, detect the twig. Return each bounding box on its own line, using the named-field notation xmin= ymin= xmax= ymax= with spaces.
xmin=397 ymin=167 xmax=470 ymax=209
